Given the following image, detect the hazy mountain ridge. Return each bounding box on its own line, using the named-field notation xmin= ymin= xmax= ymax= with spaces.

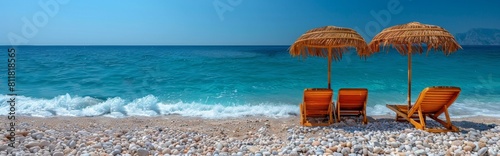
xmin=455 ymin=28 xmax=500 ymax=45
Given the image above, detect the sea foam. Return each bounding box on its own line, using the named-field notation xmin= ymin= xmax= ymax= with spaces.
xmin=0 ymin=94 xmax=298 ymax=118
xmin=1 ymin=94 xmax=498 ymax=118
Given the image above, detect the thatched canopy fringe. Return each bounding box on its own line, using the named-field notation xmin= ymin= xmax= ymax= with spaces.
xmin=368 ymin=22 xmax=462 ymax=55
xmin=289 ymin=26 xmax=370 ymax=61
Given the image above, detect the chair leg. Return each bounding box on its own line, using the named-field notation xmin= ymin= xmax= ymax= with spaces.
xmin=329 ymin=111 xmax=334 ymax=124
xmin=363 ymin=111 xmax=367 ymax=124
xmin=336 ymin=105 xmax=339 ymax=123
xmin=418 ymin=107 xmax=425 ymax=130
xmin=407 ymin=108 xmax=425 ymax=130
xmin=329 ymin=115 xmax=333 ymax=124
xmin=299 ymin=104 xmax=305 ymax=126
xmin=329 ymin=103 xmax=334 ymax=124
xmin=444 ymin=105 xmax=452 ymax=128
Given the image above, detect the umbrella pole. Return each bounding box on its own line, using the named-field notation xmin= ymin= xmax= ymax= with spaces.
xmin=408 ymin=50 xmax=412 ymax=108
xmin=328 ymin=49 xmax=332 ymax=89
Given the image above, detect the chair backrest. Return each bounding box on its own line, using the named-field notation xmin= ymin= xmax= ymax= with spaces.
xmin=303 ymin=88 xmax=333 ymax=113
xmin=412 ymin=86 xmax=461 ymax=113
xmin=337 ymin=88 xmax=368 ymax=110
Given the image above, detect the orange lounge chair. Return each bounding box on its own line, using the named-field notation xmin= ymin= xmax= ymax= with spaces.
xmin=335 ymin=88 xmax=368 ymax=124
xmin=299 ymin=88 xmax=334 ymax=126
xmin=386 ymin=86 xmax=461 ymax=132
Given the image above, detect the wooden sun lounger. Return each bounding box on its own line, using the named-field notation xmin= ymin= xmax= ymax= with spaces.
xmin=335 ymin=88 xmax=368 ymax=124
xmin=299 ymin=88 xmax=334 ymax=126
xmin=386 ymin=86 xmax=461 ymax=132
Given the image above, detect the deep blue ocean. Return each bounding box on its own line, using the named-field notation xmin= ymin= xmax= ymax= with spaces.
xmin=1 ymin=46 xmax=499 ymax=118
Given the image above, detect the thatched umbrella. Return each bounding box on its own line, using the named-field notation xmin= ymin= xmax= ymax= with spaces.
xmin=289 ymin=26 xmax=369 ymax=89
xmin=368 ymin=22 xmax=462 ymax=107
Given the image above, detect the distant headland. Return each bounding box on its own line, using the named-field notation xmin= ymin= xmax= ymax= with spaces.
xmin=455 ymin=28 xmax=500 ymax=45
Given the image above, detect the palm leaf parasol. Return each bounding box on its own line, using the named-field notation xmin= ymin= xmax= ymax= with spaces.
xmin=289 ymin=26 xmax=369 ymax=89
xmin=368 ymin=22 xmax=462 ymax=107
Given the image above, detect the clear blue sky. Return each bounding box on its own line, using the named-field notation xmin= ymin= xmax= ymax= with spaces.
xmin=1 ymin=0 xmax=500 ymax=45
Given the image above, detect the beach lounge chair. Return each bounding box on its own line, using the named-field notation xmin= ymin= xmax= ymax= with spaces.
xmin=335 ymin=88 xmax=368 ymax=124
xmin=299 ymin=88 xmax=334 ymax=126
xmin=386 ymin=86 xmax=461 ymax=132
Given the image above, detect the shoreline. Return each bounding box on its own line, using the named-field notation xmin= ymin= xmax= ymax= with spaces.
xmin=1 ymin=115 xmax=499 ymax=155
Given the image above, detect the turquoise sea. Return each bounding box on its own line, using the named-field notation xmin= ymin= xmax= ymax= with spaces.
xmin=1 ymin=46 xmax=499 ymax=118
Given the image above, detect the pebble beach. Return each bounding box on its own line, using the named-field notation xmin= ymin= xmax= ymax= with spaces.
xmin=1 ymin=115 xmax=499 ymax=156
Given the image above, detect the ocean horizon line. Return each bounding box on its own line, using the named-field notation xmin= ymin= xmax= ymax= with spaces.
xmin=0 ymin=44 xmax=293 ymax=47
xmin=2 ymin=45 xmax=500 ymax=47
